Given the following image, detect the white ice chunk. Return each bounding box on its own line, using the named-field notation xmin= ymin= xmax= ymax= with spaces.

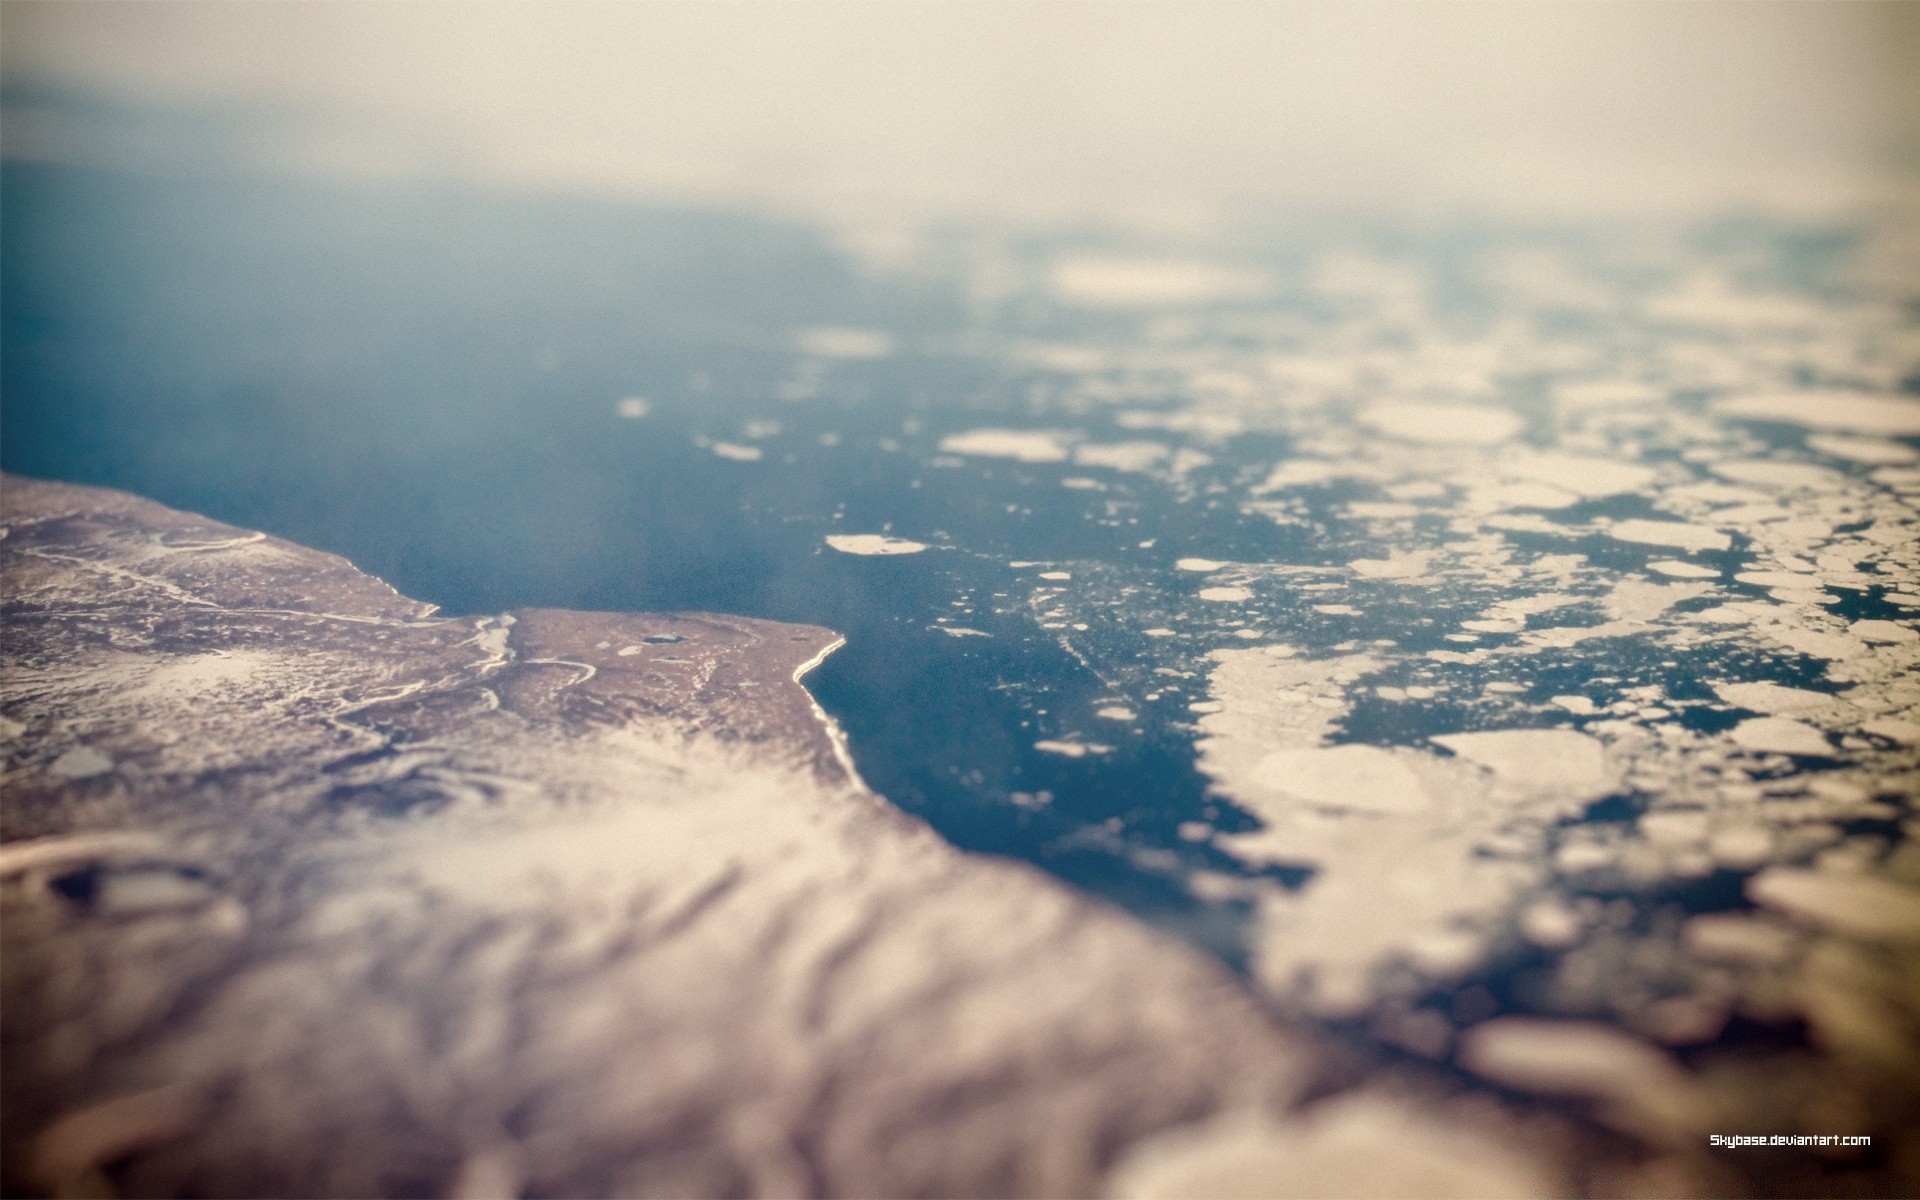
xmin=1804 ymin=434 xmax=1918 ymax=465
xmin=825 ymin=534 xmax=928 ymax=556
xmin=939 ymin=429 xmax=1072 ymax=462
xmin=1458 ymin=1018 xmax=1705 ymax=1133
xmin=1729 ymin=717 xmax=1831 ymax=756
xmin=1709 ymin=460 xmax=1845 ymax=491
xmin=1850 ymin=619 xmax=1916 ymax=644
xmin=1253 ymin=745 xmax=1432 ymax=814
xmin=1606 ymin=519 xmax=1730 ymax=552
xmin=1712 ymin=681 xmax=1836 ymax=713
xmin=1647 ymin=560 xmax=1719 ymax=579
xmin=1747 ymin=868 xmax=1920 ymax=943
xmin=1049 ymin=255 xmax=1267 ymax=308
xmin=49 ymin=747 xmax=114 ymax=780
xmin=1074 ymin=441 xmax=1170 ymax=472
xmin=795 ymin=326 xmax=894 ymax=359
xmin=1430 ymin=729 xmax=1612 ymax=795
xmin=1362 ymin=403 xmax=1522 ymax=446
xmin=1714 ymin=391 xmax=1920 ymax=436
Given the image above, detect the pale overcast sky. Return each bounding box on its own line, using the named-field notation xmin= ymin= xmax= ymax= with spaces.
xmin=5 ymin=1 xmax=1916 ymax=224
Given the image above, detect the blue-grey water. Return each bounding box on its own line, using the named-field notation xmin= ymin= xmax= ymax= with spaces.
xmin=5 ymin=128 xmax=1913 ymax=1001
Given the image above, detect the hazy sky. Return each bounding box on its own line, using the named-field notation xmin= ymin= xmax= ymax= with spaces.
xmin=5 ymin=1 xmax=1917 ymax=225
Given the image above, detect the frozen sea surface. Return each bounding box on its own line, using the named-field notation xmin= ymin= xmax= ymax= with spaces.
xmin=6 ymin=148 xmax=1920 ymax=1190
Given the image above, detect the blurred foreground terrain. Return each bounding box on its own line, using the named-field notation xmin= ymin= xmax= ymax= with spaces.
xmin=5 ymin=3 xmax=1920 ymax=1197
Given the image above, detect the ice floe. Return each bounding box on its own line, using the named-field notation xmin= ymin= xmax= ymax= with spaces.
xmin=825 ymin=534 xmax=929 ymax=556
xmin=938 ymin=428 xmax=1072 ymax=462
xmin=1048 ymin=255 xmax=1268 ymax=309
xmin=1605 ymin=519 xmax=1730 ymax=552
xmin=1361 ymin=403 xmax=1523 ymax=446
xmin=1713 ymin=391 xmax=1920 ymax=436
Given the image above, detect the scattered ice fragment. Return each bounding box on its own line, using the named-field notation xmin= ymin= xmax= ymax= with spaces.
xmin=938 ymin=429 xmax=1071 ymax=462
xmin=1048 ymin=255 xmax=1267 ymax=308
xmin=1713 ymin=390 xmax=1920 ymax=436
xmin=1647 ymin=560 xmax=1718 ymax=579
xmin=1144 ymin=628 xmax=1177 ymax=638
xmin=1729 ymin=717 xmax=1831 ymax=756
xmin=1746 ymin=868 xmax=1920 ymax=943
xmin=1430 ymin=730 xmax=1612 ymax=795
xmin=1038 ymin=571 xmax=1072 ymax=581
xmin=1556 ymin=380 xmax=1663 ymax=409
xmin=1504 ymin=451 xmax=1655 ymax=497
xmin=1639 ymin=810 xmax=1709 ymax=847
xmin=614 ymin=396 xmax=650 ymax=419
xmin=1107 ymin=1092 xmax=1552 ymax=1200
xmin=711 ymin=442 xmax=762 ymax=462
xmin=1709 ymin=460 xmax=1844 ymax=491
xmin=1551 ymin=696 xmax=1598 ymax=715
xmin=49 ymin=747 xmax=114 ymax=780
xmin=825 ymin=534 xmax=928 ymax=556
xmin=1555 ymin=841 xmax=1615 ymax=872
xmin=1849 ymin=619 xmax=1916 ymax=644
xmin=1804 ymin=434 xmax=1917 ymax=465
xmin=937 ymin=627 xmax=990 ymax=638
xmin=1347 ymin=501 xmax=1423 ymax=519
xmin=1603 ymin=580 xmax=1709 ymax=622
xmin=1457 ymin=1018 xmax=1705 ymax=1133
xmin=1862 ymin=717 xmax=1920 ymax=743
xmin=1361 ymin=403 xmax=1523 ymax=446
xmin=1707 ymin=825 xmax=1773 ymax=869
xmin=795 ymin=326 xmax=893 ymax=359
xmin=1097 ymin=706 xmax=1136 ymax=721
xmin=1349 ymin=551 xmax=1430 ymax=580
xmin=1116 ymin=410 xmax=1246 ymax=440
xmin=1712 ymin=681 xmax=1835 ymax=713
xmin=1074 ymin=442 xmax=1169 ymax=472
xmin=1408 ymin=928 xmax=1485 ymax=977
xmin=1200 ymin=586 xmax=1252 ymax=602
xmin=1256 ymin=459 xmax=1347 ymax=491
xmin=1684 ymin=913 xmax=1795 ymax=964
xmin=1033 ymin=740 xmax=1113 ymax=757
xmin=1477 ymin=483 xmax=1579 ymax=511
xmin=1605 ymin=519 xmax=1729 ymax=552
xmin=1313 ymin=604 xmax=1360 ymax=616
xmin=1254 ymin=745 xmax=1431 ymax=814
xmin=1519 ymin=900 xmax=1583 ymax=949
xmin=1177 ymin=558 xmax=1228 ymax=572
xmin=1763 ymin=624 xmax=1865 ymax=660
xmin=1173 ymin=448 xmax=1216 ymax=474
